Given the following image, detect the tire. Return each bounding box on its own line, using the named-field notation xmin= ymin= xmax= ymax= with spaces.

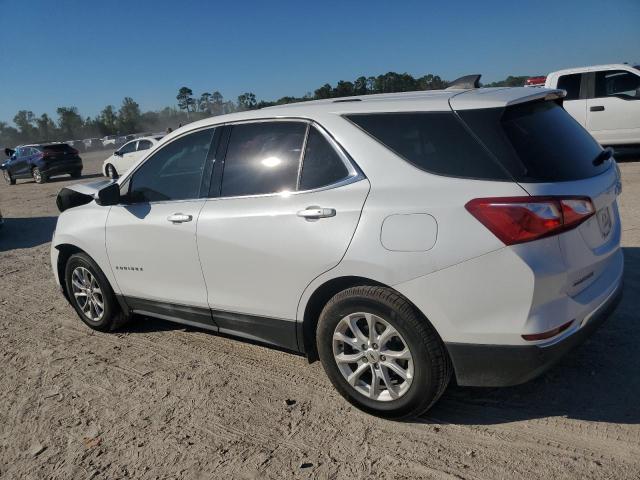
xmin=3 ymin=169 xmax=15 ymax=185
xmin=106 ymin=164 xmax=118 ymax=179
xmin=316 ymin=286 xmax=452 ymax=418
xmin=70 ymin=169 xmax=82 ymax=179
xmin=64 ymin=252 xmax=128 ymax=332
xmin=32 ymin=167 xmax=47 ymax=184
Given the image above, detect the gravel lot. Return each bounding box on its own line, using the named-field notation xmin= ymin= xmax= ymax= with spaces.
xmin=1 ymin=150 xmax=639 ymax=479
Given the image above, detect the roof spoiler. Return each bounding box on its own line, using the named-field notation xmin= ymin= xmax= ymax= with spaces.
xmin=446 ymin=74 xmax=481 ymax=90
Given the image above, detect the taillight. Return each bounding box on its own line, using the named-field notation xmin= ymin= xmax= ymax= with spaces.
xmin=465 ymin=196 xmax=595 ymax=245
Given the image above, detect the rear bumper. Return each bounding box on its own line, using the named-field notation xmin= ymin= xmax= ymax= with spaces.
xmin=42 ymin=159 xmax=83 ymax=175
xmin=446 ymin=281 xmax=623 ymax=387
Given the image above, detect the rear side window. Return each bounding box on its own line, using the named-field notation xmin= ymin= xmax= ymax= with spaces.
xmin=557 ymin=74 xmax=582 ymax=100
xmin=128 ymin=128 xmax=214 ymax=202
xmin=43 ymin=144 xmax=75 ymax=153
xmin=595 ymin=70 xmax=640 ymax=99
xmin=220 ymin=122 xmax=306 ymax=197
xmin=299 ymin=127 xmax=350 ymax=190
xmin=137 ymin=140 xmax=153 ymax=151
xmin=458 ymin=101 xmax=606 ymax=182
xmin=347 ymin=112 xmax=509 ymax=180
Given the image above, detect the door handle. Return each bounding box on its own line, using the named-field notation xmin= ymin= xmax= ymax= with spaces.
xmin=590 ymin=106 xmax=605 ymax=112
xmin=167 ymin=213 xmax=193 ymax=223
xmin=297 ymin=207 xmax=336 ymax=219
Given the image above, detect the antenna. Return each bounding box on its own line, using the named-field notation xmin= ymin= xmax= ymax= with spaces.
xmin=446 ymin=74 xmax=482 ymax=90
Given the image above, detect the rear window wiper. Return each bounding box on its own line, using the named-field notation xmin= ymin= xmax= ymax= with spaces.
xmin=592 ymin=147 xmax=614 ymax=166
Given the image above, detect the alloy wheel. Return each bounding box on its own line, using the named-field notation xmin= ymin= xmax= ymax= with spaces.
xmin=71 ymin=266 xmax=105 ymax=322
xmin=32 ymin=168 xmax=42 ymax=183
xmin=332 ymin=312 xmax=414 ymax=401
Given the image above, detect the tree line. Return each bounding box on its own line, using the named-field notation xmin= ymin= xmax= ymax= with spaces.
xmin=0 ymin=72 xmax=529 ymax=147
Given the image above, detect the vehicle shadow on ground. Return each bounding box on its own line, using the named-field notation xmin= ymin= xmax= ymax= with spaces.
xmin=16 ymin=173 xmax=104 ymax=185
xmin=422 ymin=246 xmax=640 ymax=426
xmin=0 ymin=216 xmax=58 ymax=252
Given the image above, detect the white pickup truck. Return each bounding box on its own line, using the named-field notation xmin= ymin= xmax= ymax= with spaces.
xmin=528 ymin=64 xmax=640 ymax=146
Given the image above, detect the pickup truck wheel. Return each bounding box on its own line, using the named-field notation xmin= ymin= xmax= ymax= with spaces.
xmin=317 ymin=286 xmax=452 ymax=418
xmin=3 ymin=170 xmax=15 ymax=185
xmin=64 ymin=252 xmax=129 ymax=332
xmin=32 ymin=167 xmax=47 ymax=184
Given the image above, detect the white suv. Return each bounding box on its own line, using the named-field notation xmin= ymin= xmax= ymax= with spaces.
xmin=52 ymin=87 xmax=623 ymax=417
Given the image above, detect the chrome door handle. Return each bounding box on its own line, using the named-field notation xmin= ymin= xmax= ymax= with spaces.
xmin=297 ymin=207 xmax=336 ymax=219
xmin=167 ymin=213 xmax=193 ymax=223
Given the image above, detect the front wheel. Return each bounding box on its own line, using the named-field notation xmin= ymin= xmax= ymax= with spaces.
xmin=64 ymin=252 xmax=128 ymax=332
xmin=317 ymin=286 xmax=452 ymax=418
xmin=3 ymin=169 xmax=15 ymax=185
xmin=32 ymin=167 xmax=47 ymax=184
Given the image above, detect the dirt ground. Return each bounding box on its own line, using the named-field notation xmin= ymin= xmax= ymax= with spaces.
xmin=0 ymin=149 xmax=639 ymax=479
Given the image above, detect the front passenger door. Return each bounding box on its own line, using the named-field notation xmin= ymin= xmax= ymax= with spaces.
xmin=106 ymin=127 xmax=218 ymax=322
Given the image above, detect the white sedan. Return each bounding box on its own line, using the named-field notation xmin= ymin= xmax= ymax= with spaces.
xmin=102 ymin=136 xmax=163 ymax=179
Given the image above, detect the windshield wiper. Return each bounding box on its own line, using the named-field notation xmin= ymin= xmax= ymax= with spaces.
xmin=593 ymin=147 xmax=614 ymax=166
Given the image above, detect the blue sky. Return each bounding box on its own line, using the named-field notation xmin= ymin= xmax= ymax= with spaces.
xmin=1 ymin=0 xmax=638 ymax=123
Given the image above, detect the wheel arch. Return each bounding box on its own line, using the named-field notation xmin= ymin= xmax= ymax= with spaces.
xmin=55 ymin=243 xmax=87 ymax=302
xmin=299 ymin=275 xmax=442 ymax=363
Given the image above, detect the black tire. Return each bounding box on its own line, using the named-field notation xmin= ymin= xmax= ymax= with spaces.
xmin=106 ymin=164 xmax=118 ymax=179
xmin=3 ymin=169 xmax=15 ymax=185
xmin=316 ymin=286 xmax=452 ymax=419
xmin=32 ymin=167 xmax=47 ymax=184
xmin=70 ymin=169 xmax=82 ymax=179
xmin=64 ymin=252 xmax=128 ymax=332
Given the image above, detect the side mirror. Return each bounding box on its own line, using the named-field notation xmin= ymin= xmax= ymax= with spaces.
xmin=96 ymin=182 xmax=121 ymax=206
xmin=114 ymin=150 xmax=122 ymax=157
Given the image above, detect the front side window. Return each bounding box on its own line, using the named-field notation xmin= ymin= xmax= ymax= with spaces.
xmin=128 ymin=128 xmax=214 ymax=203
xmin=220 ymin=122 xmax=306 ymax=197
xmin=299 ymin=127 xmax=350 ymax=190
xmin=595 ymin=70 xmax=640 ymax=99
xmin=557 ymin=73 xmax=582 ymax=100
xmin=119 ymin=141 xmax=137 ymax=155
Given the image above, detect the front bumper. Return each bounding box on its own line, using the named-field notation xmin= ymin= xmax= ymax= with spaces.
xmin=446 ymin=281 xmax=623 ymax=387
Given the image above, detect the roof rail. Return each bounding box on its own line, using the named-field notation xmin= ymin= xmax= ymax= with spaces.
xmin=333 ymin=98 xmax=362 ymax=103
xmin=446 ymin=74 xmax=481 ymax=90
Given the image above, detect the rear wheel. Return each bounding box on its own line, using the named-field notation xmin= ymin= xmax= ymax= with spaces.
xmin=64 ymin=252 xmax=128 ymax=332
xmin=317 ymin=286 xmax=451 ymax=418
xmin=32 ymin=167 xmax=47 ymax=184
xmin=3 ymin=169 xmax=15 ymax=185
xmin=106 ymin=164 xmax=118 ymax=179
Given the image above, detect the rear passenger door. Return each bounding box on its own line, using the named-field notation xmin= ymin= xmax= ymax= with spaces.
xmin=556 ymin=73 xmax=586 ymax=127
xmin=196 ymin=120 xmax=369 ymax=349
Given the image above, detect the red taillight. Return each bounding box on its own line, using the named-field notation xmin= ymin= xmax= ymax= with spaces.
xmin=525 ymin=76 xmax=546 ymax=86
xmin=465 ymin=196 xmax=595 ymax=245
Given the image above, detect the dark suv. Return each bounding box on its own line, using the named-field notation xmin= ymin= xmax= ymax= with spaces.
xmin=2 ymin=144 xmax=83 ymax=184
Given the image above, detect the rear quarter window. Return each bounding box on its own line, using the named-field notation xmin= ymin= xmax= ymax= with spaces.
xmin=346 ymin=112 xmax=510 ymax=180
xmin=458 ymin=101 xmax=607 ymax=182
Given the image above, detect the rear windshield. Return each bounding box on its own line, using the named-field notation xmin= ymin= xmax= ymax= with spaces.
xmin=42 ymin=144 xmax=75 ymax=153
xmin=458 ymin=101 xmax=608 ymax=182
xmin=346 ymin=112 xmax=510 ymax=180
